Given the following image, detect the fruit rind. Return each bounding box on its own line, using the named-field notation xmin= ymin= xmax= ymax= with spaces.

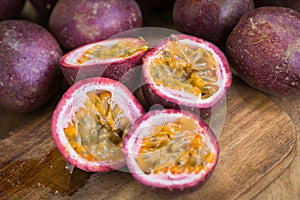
xmin=49 ymin=0 xmax=143 ymax=50
xmin=59 ymin=37 xmax=148 ymax=89
xmin=51 ymin=77 xmax=145 ymax=172
xmin=122 ymin=109 xmax=219 ymax=192
xmin=142 ymin=34 xmax=231 ymax=109
xmin=0 ymin=19 xmax=63 ymax=113
xmin=226 ymin=7 xmax=300 ymax=95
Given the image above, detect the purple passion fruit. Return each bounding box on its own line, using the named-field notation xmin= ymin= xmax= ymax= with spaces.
xmin=173 ymin=0 xmax=254 ymax=49
xmin=51 ymin=77 xmax=145 ymax=172
xmin=0 ymin=0 xmax=25 ymax=21
xmin=226 ymin=7 xmax=300 ymax=95
xmin=59 ymin=37 xmax=148 ymax=90
xmin=123 ymin=109 xmax=219 ymax=193
xmin=49 ymin=0 xmax=143 ymax=50
xmin=0 ymin=19 xmax=63 ymax=113
xmin=142 ymin=34 xmax=231 ymax=114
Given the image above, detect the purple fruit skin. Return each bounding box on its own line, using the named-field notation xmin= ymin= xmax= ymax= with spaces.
xmin=0 ymin=0 xmax=25 ymax=20
xmin=29 ymin=0 xmax=58 ymax=19
xmin=0 ymin=20 xmax=63 ymax=113
xmin=226 ymin=7 xmax=300 ymax=95
xmin=254 ymin=0 xmax=300 ymax=12
xmin=49 ymin=0 xmax=143 ymax=50
xmin=173 ymin=0 xmax=254 ymax=49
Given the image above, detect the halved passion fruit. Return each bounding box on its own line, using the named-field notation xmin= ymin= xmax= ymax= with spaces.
xmin=59 ymin=37 xmax=148 ymax=88
xmin=51 ymin=77 xmax=144 ymax=172
xmin=122 ymin=109 xmax=219 ymax=192
xmin=142 ymin=34 xmax=231 ymax=112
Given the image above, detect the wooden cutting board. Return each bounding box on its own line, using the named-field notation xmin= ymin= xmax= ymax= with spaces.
xmin=0 ymin=77 xmax=296 ymax=200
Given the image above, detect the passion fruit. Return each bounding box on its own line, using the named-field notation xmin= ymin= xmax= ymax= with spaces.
xmin=173 ymin=0 xmax=254 ymax=49
xmin=0 ymin=19 xmax=63 ymax=113
xmin=51 ymin=77 xmax=145 ymax=172
xmin=59 ymin=37 xmax=148 ymax=90
xmin=122 ymin=109 xmax=219 ymax=193
xmin=142 ymin=34 xmax=231 ymax=117
xmin=226 ymin=7 xmax=300 ymax=95
xmin=49 ymin=0 xmax=143 ymax=50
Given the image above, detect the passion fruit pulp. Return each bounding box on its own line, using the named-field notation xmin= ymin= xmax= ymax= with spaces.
xmin=142 ymin=34 xmax=231 ymax=115
xmin=51 ymin=77 xmax=144 ymax=172
xmin=59 ymin=37 xmax=148 ymax=89
xmin=123 ymin=109 xmax=219 ymax=193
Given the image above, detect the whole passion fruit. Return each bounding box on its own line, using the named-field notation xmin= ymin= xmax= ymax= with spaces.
xmin=59 ymin=37 xmax=148 ymax=90
xmin=51 ymin=77 xmax=145 ymax=172
xmin=0 ymin=19 xmax=63 ymax=113
xmin=49 ymin=0 xmax=143 ymax=50
xmin=123 ymin=109 xmax=219 ymax=193
xmin=142 ymin=34 xmax=231 ymax=117
xmin=173 ymin=0 xmax=254 ymax=49
xmin=226 ymin=7 xmax=300 ymax=95
xmin=0 ymin=0 xmax=25 ymax=21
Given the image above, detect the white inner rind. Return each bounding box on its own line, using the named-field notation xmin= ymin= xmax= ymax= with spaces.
xmin=55 ymin=79 xmax=143 ymax=169
xmin=144 ymin=38 xmax=227 ymax=107
xmin=126 ymin=111 xmax=217 ymax=188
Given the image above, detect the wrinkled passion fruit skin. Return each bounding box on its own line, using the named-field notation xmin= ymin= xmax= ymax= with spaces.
xmin=226 ymin=7 xmax=300 ymax=95
xmin=0 ymin=20 xmax=63 ymax=113
xmin=122 ymin=109 xmax=219 ymax=193
xmin=51 ymin=77 xmax=145 ymax=172
xmin=49 ymin=0 xmax=143 ymax=50
xmin=59 ymin=37 xmax=147 ymax=91
xmin=142 ymin=34 xmax=231 ymax=119
xmin=254 ymin=0 xmax=300 ymax=12
xmin=0 ymin=0 xmax=25 ymax=21
xmin=173 ymin=0 xmax=254 ymax=49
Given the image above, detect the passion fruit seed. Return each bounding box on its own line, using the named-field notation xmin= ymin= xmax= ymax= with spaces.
xmin=64 ymin=91 xmax=130 ymax=162
xmin=137 ymin=117 xmax=216 ymax=175
xmin=77 ymin=39 xmax=149 ymax=64
xmin=150 ymin=35 xmax=219 ymax=99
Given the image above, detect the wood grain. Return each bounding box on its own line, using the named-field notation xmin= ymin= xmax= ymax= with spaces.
xmin=254 ymin=95 xmax=300 ymax=200
xmin=0 ymin=78 xmax=296 ymax=200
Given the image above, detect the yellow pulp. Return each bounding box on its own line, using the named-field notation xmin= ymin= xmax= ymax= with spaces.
xmin=77 ymin=39 xmax=148 ymax=64
xmin=150 ymin=36 xmax=219 ymax=99
xmin=64 ymin=91 xmax=130 ymax=162
xmin=137 ymin=117 xmax=216 ymax=175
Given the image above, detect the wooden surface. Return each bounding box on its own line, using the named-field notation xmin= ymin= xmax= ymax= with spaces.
xmin=0 ymin=78 xmax=297 ymax=200
xmin=1 ymin=1 xmax=299 ymax=199
xmin=254 ymin=93 xmax=300 ymax=200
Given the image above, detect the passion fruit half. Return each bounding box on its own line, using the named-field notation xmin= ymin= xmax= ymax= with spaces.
xmin=122 ymin=109 xmax=219 ymax=193
xmin=142 ymin=34 xmax=231 ymax=116
xmin=59 ymin=37 xmax=148 ymax=89
xmin=51 ymin=77 xmax=145 ymax=172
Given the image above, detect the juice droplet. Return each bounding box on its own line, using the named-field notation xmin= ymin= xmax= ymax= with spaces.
xmin=65 ymin=162 xmax=75 ymax=174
